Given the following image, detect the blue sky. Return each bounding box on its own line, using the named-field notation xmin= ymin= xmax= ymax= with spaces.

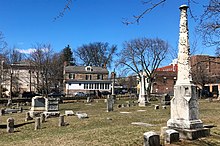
xmin=0 ymin=0 xmax=213 ymax=65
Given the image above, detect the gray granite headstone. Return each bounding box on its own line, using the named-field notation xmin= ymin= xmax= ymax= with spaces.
xmin=7 ymin=118 xmax=14 ymax=133
xmin=0 ymin=108 xmax=5 ymax=116
xmin=25 ymin=112 xmax=33 ymax=121
xmin=165 ymin=129 xmax=179 ymax=144
xmin=107 ymin=95 xmax=114 ymax=112
xmin=59 ymin=115 xmax=65 ymax=126
xmin=143 ymin=131 xmax=160 ymax=146
xmin=35 ymin=117 xmax=41 ymax=130
xmin=40 ymin=113 xmax=46 ymax=123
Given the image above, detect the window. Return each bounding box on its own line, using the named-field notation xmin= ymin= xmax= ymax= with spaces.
xmin=69 ymin=73 xmax=75 ymax=79
xmin=95 ymin=83 xmax=99 ymax=89
xmin=100 ymin=83 xmax=104 ymax=89
xmin=89 ymin=84 xmax=93 ymax=89
xmin=79 ymin=83 xmax=81 ymax=86
xmin=86 ymin=75 xmax=92 ymax=80
xmin=97 ymin=74 xmax=103 ymax=80
xmin=105 ymin=83 xmax=109 ymax=89
xmin=85 ymin=66 xmax=93 ymax=72
xmin=84 ymin=83 xmax=88 ymax=89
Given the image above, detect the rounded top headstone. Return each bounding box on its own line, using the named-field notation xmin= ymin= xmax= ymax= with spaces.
xmin=179 ymin=4 xmax=188 ymax=10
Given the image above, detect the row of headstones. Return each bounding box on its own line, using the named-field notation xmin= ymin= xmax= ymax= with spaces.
xmin=144 ymin=127 xmax=179 ymax=146
xmin=0 ymin=107 xmax=23 ymax=116
xmin=6 ymin=114 xmax=67 ymax=133
xmin=154 ymin=105 xmax=167 ymax=110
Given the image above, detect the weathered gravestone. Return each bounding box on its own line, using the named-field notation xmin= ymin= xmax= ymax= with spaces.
xmin=65 ymin=110 xmax=74 ymax=116
xmin=29 ymin=96 xmax=46 ymax=117
xmin=7 ymin=118 xmax=14 ymax=133
xmin=25 ymin=112 xmax=33 ymax=121
xmin=167 ymin=5 xmax=210 ymax=140
xmin=106 ymin=95 xmax=114 ymax=112
xmin=40 ymin=113 xmax=46 ymax=123
xmin=161 ymin=94 xmax=170 ymax=105
xmin=59 ymin=115 xmax=65 ymax=126
xmin=35 ymin=117 xmax=41 ymax=130
xmin=0 ymin=108 xmax=5 ymax=116
xmin=43 ymin=97 xmax=60 ymax=117
xmin=7 ymin=99 xmax=12 ymax=107
xmin=143 ymin=131 xmax=160 ymax=146
xmin=76 ymin=112 xmax=88 ymax=119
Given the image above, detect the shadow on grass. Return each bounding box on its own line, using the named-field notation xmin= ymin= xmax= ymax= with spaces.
xmin=0 ymin=121 xmax=35 ymax=128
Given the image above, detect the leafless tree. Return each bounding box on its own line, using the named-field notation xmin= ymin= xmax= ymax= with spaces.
xmin=75 ymin=42 xmax=117 ymax=68
xmin=29 ymin=43 xmax=54 ymax=96
xmin=5 ymin=47 xmax=25 ymax=64
xmin=0 ymin=31 xmax=7 ymax=52
xmin=49 ymin=52 xmax=64 ymax=93
xmin=197 ymin=0 xmax=220 ymax=51
xmin=116 ymin=37 xmax=169 ymax=97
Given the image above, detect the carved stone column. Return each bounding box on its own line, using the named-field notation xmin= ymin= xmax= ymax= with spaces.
xmin=138 ymin=72 xmax=149 ymax=106
xmin=167 ymin=5 xmax=210 ymax=140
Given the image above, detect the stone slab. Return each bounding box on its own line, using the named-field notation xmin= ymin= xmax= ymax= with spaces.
xmin=43 ymin=111 xmax=60 ymax=118
xmin=131 ymin=122 xmax=154 ymax=127
xmin=120 ymin=112 xmax=131 ymax=114
xmin=65 ymin=110 xmax=74 ymax=116
xmin=171 ymin=127 xmax=210 ymax=140
xmin=76 ymin=113 xmax=88 ymax=119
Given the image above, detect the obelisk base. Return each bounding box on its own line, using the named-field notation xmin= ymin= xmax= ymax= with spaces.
xmin=138 ymin=95 xmax=150 ymax=107
xmin=166 ymin=126 xmax=210 ymax=140
xmin=167 ymin=119 xmax=203 ymax=129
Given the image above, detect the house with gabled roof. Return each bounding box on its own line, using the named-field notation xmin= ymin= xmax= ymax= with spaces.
xmin=63 ymin=64 xmax=111 ymax=96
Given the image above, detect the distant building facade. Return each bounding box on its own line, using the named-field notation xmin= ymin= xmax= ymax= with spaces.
xmin=63 ymin=65 xmax=111 ymax=95
xmin=152 ymin=55 xmax=220 ymax=96
xmin=191 ymin=55 xmax=220 ymax=96
xmin=152 ymin=63 xmax=177 ymax=95
xmin=1 ymin=60 xmax=38 ymax=95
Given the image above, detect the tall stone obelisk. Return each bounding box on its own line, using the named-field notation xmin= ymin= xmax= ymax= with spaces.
xmin=138 ymin=72 xmax=149 ymax=106
xmin=167 ymin=5 xmax=204 ymax=130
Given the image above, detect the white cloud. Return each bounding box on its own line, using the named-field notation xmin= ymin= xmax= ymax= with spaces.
xmin=16 ymin=48 xmax=36 ymax=54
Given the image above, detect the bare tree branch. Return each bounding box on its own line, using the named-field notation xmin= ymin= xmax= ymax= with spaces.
xmin=123 ymin=0 xmax=166 ymax=25
xmin=53 ymin=0 xmax=72 ymax=21
xmin=116 ymin=37 xmax=169 ymax=97
xmin=196 ymin=0 xmax=220 ymax=50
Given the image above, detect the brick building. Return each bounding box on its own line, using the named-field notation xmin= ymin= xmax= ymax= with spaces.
xmin=152 ymin=64 xmax=177 ymax=95
xmin=191 ymin=55 xmax=220 ymax=96
xmin=151 ymin=55 xmax=220 ymax=96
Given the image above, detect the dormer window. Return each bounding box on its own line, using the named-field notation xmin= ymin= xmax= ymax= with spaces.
xmin=85 ymin=66 xmax=93 ymax=72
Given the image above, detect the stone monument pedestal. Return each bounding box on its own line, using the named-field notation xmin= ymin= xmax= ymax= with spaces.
xmin=167 ymin=84 xmax=210 ymax=140
xmin=138 ymin=95 xmax=150 ymax=107
xmin=168 ymin=127 xmax=210 ymax=140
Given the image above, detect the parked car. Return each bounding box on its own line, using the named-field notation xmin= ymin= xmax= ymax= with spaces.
xmin=74 ymin=92 xmax=86 ymax=97
xmin=22 ymin=92 xmax=41 ymax=98
xmin=48 ymin=92 xmax=65 ymax=97
xmin=201 ymin=90 xmax=213 ymax=98
xmin=101 ymin=91 xmax=111 ymax=96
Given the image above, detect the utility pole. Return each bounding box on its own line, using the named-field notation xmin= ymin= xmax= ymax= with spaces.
xmin=10 ymin=65 xmax=13 ymax=100
xmin=29 ymin=69 xmax=32 ymax=92
xmin=0 ymin=60 xmax=3 ymax=98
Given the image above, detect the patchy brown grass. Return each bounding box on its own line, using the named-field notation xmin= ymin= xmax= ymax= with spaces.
xmin=0 ymin=99 xmax=219 ymax=146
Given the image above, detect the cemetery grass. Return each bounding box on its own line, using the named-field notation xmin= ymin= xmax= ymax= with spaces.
xmin=0 ymin=99 xmax=220 ymax=145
